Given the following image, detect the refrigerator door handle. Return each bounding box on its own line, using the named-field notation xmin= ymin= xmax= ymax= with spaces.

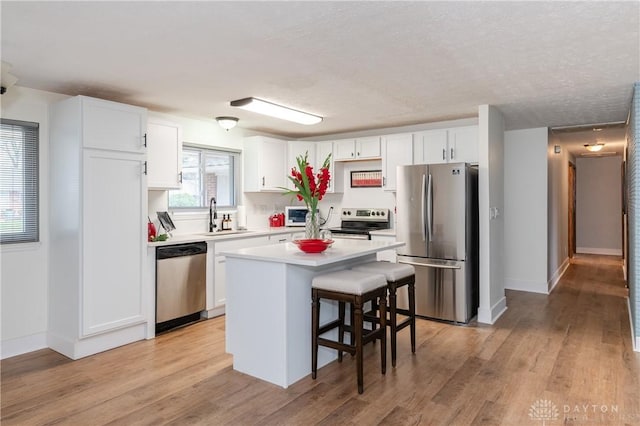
xmin=398 ymin=260 xmax=461 ymax=270
xmin=427 ymin=173 xmax=433 ymax=241
xmin=421 ymin=174 xmax=427 ymax=241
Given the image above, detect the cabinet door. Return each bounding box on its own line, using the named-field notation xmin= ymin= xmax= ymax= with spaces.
xmin=82 ymin=97 xmax=147 ymax=154
xmin=415 ymin=129 xmax=448 ymax=164
xmin=287 ymin=141 xmax=317 ymax=190
xmin=316 ymin=142 xmax=340 ymax=193
xmin=82 ymin=150 xmax=146 ymax=336
xmin=214 ymin=255 xmax=226 ymax=307
xmin=261 ymin=138 xmax=287 ymax=190
xmin=449 ymin=125 xmax=478 ymax=164
xmin=147 ymin=120 xmax=182 ymax=189
xmin=370 ymin=235 xmax=397 ymax=262
xmin=356 ymin=136 xmax=381 ymax=159
xmin=334 ymin=139 xmax=356 ymax=160
xmin=382 ymin=134 xmax=413 ymax=191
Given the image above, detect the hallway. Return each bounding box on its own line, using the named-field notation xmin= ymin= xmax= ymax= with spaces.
xmin=2 ymin=258 xmax=639 ymax=425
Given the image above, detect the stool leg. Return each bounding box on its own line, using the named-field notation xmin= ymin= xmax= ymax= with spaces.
xmin=379 ymin=292 xmax=387 ymax=375
xmin=353 ymin=298 xmax=364 ymax=394
xmin=338 ymin=301 xmax=345 ymax=362
xmin=311 ymin=290 xmax=319 ymax=379
xmin=350 ymin=306 xmax=355 ymax=354
xmin=409 ymin=279 xmax=416 ymax=354
xmin=388 ymin=282 xmax=397 ymax=367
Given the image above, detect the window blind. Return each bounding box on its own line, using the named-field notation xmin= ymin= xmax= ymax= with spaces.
xmin=0 ymin=119 xmax=39 ymax=244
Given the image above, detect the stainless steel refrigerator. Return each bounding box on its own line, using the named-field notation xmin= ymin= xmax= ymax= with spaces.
xmin=396 ymin=163 xmax=478 ymax=323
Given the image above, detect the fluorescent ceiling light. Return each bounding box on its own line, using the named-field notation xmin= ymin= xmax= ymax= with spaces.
xmin=584 ymin=143 xmax=604 ymax=152
xmin=230 ymin=97 xmax=322 ymax=125
xmin=216 ymin=116 xmax=239 ymax=131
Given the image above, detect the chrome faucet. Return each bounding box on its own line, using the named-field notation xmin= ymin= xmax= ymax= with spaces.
xmin=209 ymin=197 xmax=217 ymax=232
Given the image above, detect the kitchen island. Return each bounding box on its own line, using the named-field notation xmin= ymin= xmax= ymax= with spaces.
xmin=221 ymin=239 xmax=404 ymax=388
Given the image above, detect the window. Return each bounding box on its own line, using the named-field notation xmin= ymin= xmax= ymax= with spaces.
xmin=169 ymin=145 xmax=239 ymax=209
xmin=0 ymin=119 xmax=39 ymax=244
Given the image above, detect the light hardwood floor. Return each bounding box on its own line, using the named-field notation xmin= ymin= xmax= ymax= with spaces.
xmin=2 ymin=256 xmax=639 ymax=425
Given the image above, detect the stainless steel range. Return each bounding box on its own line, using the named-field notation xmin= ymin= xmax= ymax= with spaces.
xmin=328 ymin=208 xmax=390 ymax=240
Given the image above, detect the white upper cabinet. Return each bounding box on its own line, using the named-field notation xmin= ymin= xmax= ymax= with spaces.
xmin=147 ymin=119 xmax=182 ymax=190
xmin=413 ymin=125 xmax=478 ymax=165
xmin=286 ymin=141 xmax=317 ymax=190
xmin=381 ymin=133 xmax=414 ymax=191
xmin=316 ymin=141 xmax=342 ymax=193
xmin=334 ymin=137 xmax=381 ymax=161
xmin=449 ymin=125 xmax=479 ymax=164
xmin=81 ymin=96 xmax=147 ymax=154
xmin=334 ymin=138 xmax=357 ymax=160
xmin=243 ymin=136 xmax=287 ymax=192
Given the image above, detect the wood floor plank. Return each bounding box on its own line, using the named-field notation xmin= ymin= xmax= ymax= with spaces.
xmin=2 ymin=255 xmax=638 ymax=425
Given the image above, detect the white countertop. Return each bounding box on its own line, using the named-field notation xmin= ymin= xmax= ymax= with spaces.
xmin=220 ymin=239 xmax=404 ymax=267
xmin=147 ymin=227 xmax=296 ymax=247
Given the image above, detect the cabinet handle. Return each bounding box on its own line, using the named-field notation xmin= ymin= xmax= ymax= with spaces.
xmin=351 ymin=152 xmax=355 ymax=157
xmin=178 ymin=171 xmax=183 ymax=183
xmin=143 ymin=133 xmax=147 ymax=148
xmin=383 ymin=176 xmax=386 ymax=186
xmin=278 ymin=238 xmax=287 ymax=243
xmin=143 ymin=161 xmax=148 ymax=175
xmin=262 ymin=176 xmax=265 ymax=186
xmin=442 ymin=149 xmax=446 ymax=161
xmin=451 ymin=148 xmax=454 ymax=160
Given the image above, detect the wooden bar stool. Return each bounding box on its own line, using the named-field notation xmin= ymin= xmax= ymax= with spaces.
xmin=352 ymin=261 xmax=416 ymax=367
xmin=311 ymin=270 xmax=388 ymax=394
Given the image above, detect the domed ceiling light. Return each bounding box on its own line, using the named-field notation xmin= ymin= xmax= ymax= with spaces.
xmin=216 ymin=116 xmax=239 ymax=131
xmin=584 ymin=143 xmax=605 ymax=152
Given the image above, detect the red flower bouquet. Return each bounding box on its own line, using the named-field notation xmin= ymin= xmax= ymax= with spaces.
xmin=282 ymin=151 xmax=331 ymax=239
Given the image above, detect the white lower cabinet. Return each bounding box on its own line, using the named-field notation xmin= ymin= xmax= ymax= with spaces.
xmin=49 ymin=95 xmax=148 ymax=360
xmin=370 ymin=234 xmax=397 ymax=262
xmin=208 ymin=236 xmax=270 ymax=315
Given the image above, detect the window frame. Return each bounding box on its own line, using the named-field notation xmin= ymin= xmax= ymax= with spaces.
xmin=168 ymin=144 xmax=241 ymax=211
xmin=0 ymin=118 xmax=39 ymax=245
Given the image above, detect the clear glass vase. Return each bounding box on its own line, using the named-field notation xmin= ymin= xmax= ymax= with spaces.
xmin=305 ymin=210 xmax=320 ymax=240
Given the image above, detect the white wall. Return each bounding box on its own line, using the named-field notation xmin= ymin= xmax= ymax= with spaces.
xmin=477 ymin=105 xmax=506 ymax=324
xmin=575 ymin=156 xmax=623 ymax=255
xmin=547 ymin=131 xmax=571 ymax=290
xmin=1 ymin=87 xmax=67 ymax=358
xmin=504 ymin=128 xmax=548 ymax=294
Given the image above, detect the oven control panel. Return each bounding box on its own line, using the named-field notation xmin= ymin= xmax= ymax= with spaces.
xmin=340 ymin=208 xmax=389 ymax=222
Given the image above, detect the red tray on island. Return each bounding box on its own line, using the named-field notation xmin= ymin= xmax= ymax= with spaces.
xmin=292 ymin=239 xmax=334 ymax=253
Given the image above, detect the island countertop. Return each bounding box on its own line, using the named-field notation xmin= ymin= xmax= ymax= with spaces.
xmin=220 ymin=239 xmax=405 ymax=267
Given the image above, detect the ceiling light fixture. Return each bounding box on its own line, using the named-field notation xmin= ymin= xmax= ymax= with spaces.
xmin=584 ymin=143 xmax=605 ymax=152
xmin=230 ymin=97 xmax=322 ymax=125
xmin=216 ymin=116 xmax=239 ymax=131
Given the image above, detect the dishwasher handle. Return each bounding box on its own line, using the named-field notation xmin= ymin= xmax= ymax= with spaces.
xmin=156 ymin=242 xmax=207 ymax=259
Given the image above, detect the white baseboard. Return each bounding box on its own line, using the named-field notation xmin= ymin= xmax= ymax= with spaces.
xmin=576 ymin=247 xmax=623 ymax=256
xmin=548 ymin=257 xmax=570 ymax=293
xmin=505 ymin=278 xmax=548 ymax=294
xmin=48 ymin=324 xmax=147 ymax=360
xmin=1 ymin=332 xmax=48 ymax=359
xmin=477 ymin=296 xmax=508 ymax=325
xmin=204 ymin=306 xmax=225 ymax=319
xmin=628 ymin=298 xmax=639 ymax=352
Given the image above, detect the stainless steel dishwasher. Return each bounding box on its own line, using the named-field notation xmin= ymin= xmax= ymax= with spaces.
xmin=156 ymin=242 xmax=207 ymax=333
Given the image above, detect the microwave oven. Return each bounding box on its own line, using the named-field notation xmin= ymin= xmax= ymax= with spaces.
xmin=285 ymin=206 xmax=318 ymax=227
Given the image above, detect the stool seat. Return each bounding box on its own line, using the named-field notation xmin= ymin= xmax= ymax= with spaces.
xmin=312 ymin=270 xmax=387 ymax=295
xmin=352 ymin=261 xmax=415 ymax=281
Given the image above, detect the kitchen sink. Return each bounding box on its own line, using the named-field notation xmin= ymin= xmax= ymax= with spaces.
xmin=200 ymin=230 xmax=254 ymax=237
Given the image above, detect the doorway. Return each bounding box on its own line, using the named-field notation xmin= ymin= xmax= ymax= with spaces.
xmin=568 ymin=162 xmax=576 ymax=259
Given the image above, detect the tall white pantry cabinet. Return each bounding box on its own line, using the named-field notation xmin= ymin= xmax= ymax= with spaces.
xmin=49 ymin=96 xmax=149 ymax=359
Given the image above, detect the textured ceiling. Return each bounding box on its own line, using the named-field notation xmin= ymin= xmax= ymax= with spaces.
xmin=1 ymin=1 xmax=639 ymax=139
